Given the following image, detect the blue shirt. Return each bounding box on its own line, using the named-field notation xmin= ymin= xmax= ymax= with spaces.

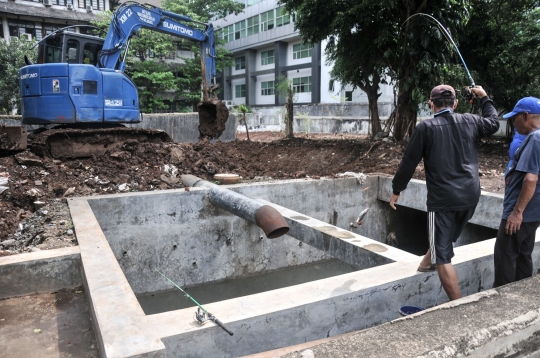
xmin=503 ymin=129 xmax=540 ymax=222
xmin=505 ymin=131 xmax=526 ymax=176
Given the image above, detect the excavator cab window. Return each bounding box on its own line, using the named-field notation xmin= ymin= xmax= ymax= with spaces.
xmin=83 ymin=42 xmax=101 ymax=66
xmin=38 ymin=35 xmax=62 ymax=64
xmin=66 ymin=39 xmax=80 ymax=64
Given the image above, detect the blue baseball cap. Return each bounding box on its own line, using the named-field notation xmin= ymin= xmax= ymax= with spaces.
xmin=503 ymin=97 xmax=540 ymax=118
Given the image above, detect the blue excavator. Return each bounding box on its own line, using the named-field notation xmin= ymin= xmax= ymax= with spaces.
xmin=7 ymin=2 xmax=228 ymax=157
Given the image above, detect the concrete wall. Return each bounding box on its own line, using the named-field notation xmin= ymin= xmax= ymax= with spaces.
xmin=378 ymin=176 xmax=505 ymax=247
xmin=86 ymin=176 xmax=387 ymax=295
xmin=0 ymin=247 xmax=82 ymax=299
xmin=0 ymin=113 xmax=238 ymax=143
xmin=67 ymin=177 xmax=540 ymax=358
xmin=128 ymin=112 xmax=238 ymax=143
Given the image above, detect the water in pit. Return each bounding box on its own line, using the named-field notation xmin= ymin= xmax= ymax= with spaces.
xmin=138 ymin=259 xmax=359 ymax=315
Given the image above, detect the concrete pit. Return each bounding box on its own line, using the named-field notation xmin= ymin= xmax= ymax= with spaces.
xmin=1 ymin=175 xmax=539 ymax=357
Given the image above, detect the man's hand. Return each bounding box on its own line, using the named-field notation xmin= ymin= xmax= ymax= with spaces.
xmin=389 ymin=194 xmax=400 ymax=210
xmin=470 ymin=86 xmax=487 ymax=99
xmin=505 ymin=210 xmax=523 ymax=235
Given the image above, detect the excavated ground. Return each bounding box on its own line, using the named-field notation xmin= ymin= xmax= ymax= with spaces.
xmin=0 ymin=131 xmax=508 ymax=256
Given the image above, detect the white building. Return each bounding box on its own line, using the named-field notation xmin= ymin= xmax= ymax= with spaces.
xmin=0 ymin=0 xmax=111 ymax=42
xmin=213 ymin=0 xmax=394 ymax=113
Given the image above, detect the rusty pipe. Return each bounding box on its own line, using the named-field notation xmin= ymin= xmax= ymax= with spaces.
xmin=181 ymin=175 xmax=289 ymax=239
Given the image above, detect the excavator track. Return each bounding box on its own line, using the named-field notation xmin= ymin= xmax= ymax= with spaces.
xmin=30 ymin=127 xmax=172 ymax=159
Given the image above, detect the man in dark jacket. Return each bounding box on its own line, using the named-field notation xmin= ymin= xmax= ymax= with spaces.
xmin=389 ymin=85 xmax=500 ymax=301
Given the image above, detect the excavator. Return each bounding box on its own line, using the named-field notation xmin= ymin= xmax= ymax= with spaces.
xmin=3 ymin=2 xmax=228 ymax=158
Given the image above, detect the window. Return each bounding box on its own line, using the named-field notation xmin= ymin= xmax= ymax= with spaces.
xmin=276 ymin=7 xmax=291 ymax=27
xmin=78 ymin=0 xmax=104 ymax=10
xmin=235 ymin=84 xmax=246 ymax=98
xmin=83 ymin=42 xmax=101 ymax=65
xmin=261 ymin=81 xmax=275 ymax=96
xmin=8 ymin=19 xmax=36 ymax=40
xmin=345 ymin=91 xmax=353 ymax=101
xmin=260 ymin=10 xmax=274 ymax=31
xmin=235 ymin=56 xmax=245 ymax=70
xmin=0 ymin=18 xmax=3 ymax=39
xmin=235 ymin=20 xmax=246 ymax=40
xmin=261 ymin=50 xmax=274 ymax=65
xmin=293 ymin=43 xmax=313 ymax=59
xmin=292 ymin=77 xmax=311 ymax=93
xmin=247 ymin=0 xmax=260 ymax=6
xmin=247 ymin=16 xmax=259 ymax=36
xmin=66 ymin=39 xmax=80 ymax=64
xmin=220 ymin=25 xmax=234 ymax=43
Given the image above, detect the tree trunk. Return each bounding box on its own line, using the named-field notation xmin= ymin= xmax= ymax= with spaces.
xmin=243 ymin=112 xmax=250 ymax=141
xmin=286 ymin=88 xmax=294 ymax=138
xmin=365 ymin=85 xmax=381 ymax=137
xmin=393 ymin=81 xmax=417 ymax=141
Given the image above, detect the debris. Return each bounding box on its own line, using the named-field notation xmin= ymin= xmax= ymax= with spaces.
xmin=26 ymin=188 xmax=44 ymax=198
xmin=14 ymin=152 xmax=43 ymax=167
xmin=337 ymin=172 xmax=367 ymax=185
xmin=170 ymin=147 xmax=186 ymax=164
xmin=118 ymin=183 xmax=129 ymax=191
xmin=356 ymin=208 xmax=370 ymax=226
xmin=386 ymin=232 xmax=398 ymax=247
xmin=63 ymin=187 xmax=76 ymax=197
xmin=160 ymin=174 xmax=180 ymax=185
xmin=34 ymin=329 xmax=41 ymax=333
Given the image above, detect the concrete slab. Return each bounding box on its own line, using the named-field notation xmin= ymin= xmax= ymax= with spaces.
xmin=0 ymin=288 xmax=99 ymax=358
xmin=276 ymin=272 xmax=540 ymax=358
xmin=0 ymin=246 xmax=81 ymax=299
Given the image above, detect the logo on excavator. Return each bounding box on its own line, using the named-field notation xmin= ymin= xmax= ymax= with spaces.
xmin=119 ymin=9 xmax=133 ymax=24
xmin=20 ymin=73 xmax=38 ymax=80
xmin=163 ymin=21 xmax=194 ymax=36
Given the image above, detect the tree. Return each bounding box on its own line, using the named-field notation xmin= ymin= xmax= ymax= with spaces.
xmin=276 ymin=76 xmax=296 ymax=138
xmin=127 ymin=61 xmax=178 ymax=113
xmin=0 ymin=38 xmax=37 ymax=114
xmin=163 ymin=0 xmax=243 ymax=111
xmin=280 ymin=0 xmax=470 ymax=140
xmin=92 ymin=0 xmax=244 ymax=112
xmin=279 ymin=0 xmax=388 ymax=138
xmin=237 ymin=104 xmax=251 ymax=141
xmin=458 ymin=0 xmax=540 ymax=113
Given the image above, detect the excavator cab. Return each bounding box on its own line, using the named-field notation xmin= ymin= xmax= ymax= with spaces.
xmin=37 ymin=31 xmax=104 ymax=66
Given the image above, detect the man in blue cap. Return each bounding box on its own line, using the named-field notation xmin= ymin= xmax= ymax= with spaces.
xmin=494 ymin=97 xmax=540 ymax=287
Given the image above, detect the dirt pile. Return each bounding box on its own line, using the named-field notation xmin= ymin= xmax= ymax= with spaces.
xmin=0 ymin=131 xmax=509 ymax=256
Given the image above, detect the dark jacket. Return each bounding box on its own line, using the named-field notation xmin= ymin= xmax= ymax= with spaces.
xmin=392 ymin=97 xmax=500 ymax=211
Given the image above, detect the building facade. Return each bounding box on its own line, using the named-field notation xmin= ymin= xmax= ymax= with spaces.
xmin=0 ymin=0 xmax=111 ymax=43
xmin=213 ymin=0 xmax=394 ymax=110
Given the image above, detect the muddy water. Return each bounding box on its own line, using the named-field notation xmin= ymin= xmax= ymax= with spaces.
xmin=138 ymin=259 xmax=359 ymax=315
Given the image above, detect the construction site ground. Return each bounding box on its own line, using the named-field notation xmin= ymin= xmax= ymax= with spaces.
xmin=0 ymin=131 xmax=507 ymax=255
xmin=0 ymin=130 xmax=509 ymax=357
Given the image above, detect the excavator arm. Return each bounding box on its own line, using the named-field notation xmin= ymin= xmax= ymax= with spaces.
xmin=99 ymin=3 xmax=218 ymax=99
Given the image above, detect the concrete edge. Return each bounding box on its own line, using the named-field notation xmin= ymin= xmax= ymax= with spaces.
xmin=68 ymin=197 xmax=166 ymax=358
xmin=0 ymin=246 xmax=82 ymax=299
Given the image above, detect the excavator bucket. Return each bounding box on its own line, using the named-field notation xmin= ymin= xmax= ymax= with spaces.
xmin=198 ymin=97 xmax=229 ymax=140
xmin=0 ymin=126 xmax=27 ymax=151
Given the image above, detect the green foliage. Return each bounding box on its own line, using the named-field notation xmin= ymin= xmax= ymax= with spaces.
xmin=0 ymin=38 xmax=37 ymax=114
xmin=237 ymin=104 xmax=250 ymax=113
xmin=92 ymin=1 xmax=240 ymax=112
xmin=279 ymin=0 xmax=471 ymax=140
xmin=126 ymin=61 xmax=178 ymax=113
xmin=296 ymin=111 xmax=312 ymax=133
xmin=457 ymin=1 xmax=540 ymax=113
